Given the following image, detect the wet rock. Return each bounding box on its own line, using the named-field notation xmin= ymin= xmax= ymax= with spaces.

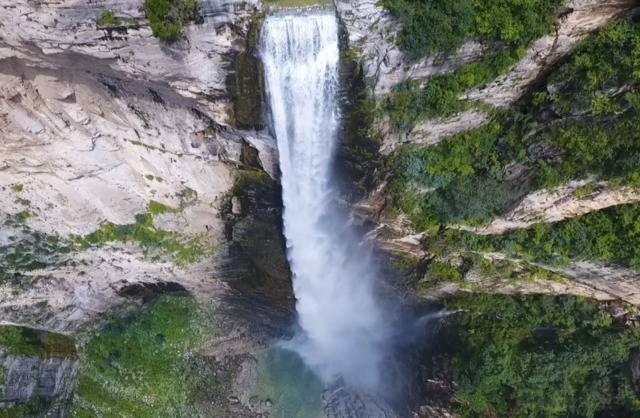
xmin=0 ymin=348 xmax=79 ymax=416
xmin=232 ymin=17 xmax=266 ymax=130
xmin=218 ymin=169 xmax=294 ymax=311
xmin=322 ymin=380 xmax=399 ymax=418
xmin=630 ymin=351 xmax=640 ymax=395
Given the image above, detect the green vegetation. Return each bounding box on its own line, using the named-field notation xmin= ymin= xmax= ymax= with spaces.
xmin=427 ymin=260 xmax=463 ymax=283
xmin=448 ymin=294 xmax=640 ymax=417
xmin=0 ymin=232 xmax=74 ymax=281
xmin=147 ymin=199 xmax=170 ymax=215
xmin=73 ymin=202 xmax=213 ymax=266
xmin=12 ymin=183 xmax=23 ymax=193
xmin=144 ymin=0 xmax=202 ymax=42
xmin=388 ymin=19 xmax=640 ymax=229
xmin=1 ymin=197 xmax=209 ymax=281
xmin=380 ymin=0 xmax=562 ymax=58
xmin=383 ymin=49 xmax=519 ymax=130
xmin=379 ymin=0 xmax=563 ymax=127
xmin=0 ymin=398 xmax=41 ymax=418
xmin=447 ymin=203 xmax=640 ymax=269
xmin=96 ymin=10 xmax=120 ymax=26
xmin=0 ymin=325 xmax=76 ymax=358
xmin=72 ymin=295 xmax=212 ymax=417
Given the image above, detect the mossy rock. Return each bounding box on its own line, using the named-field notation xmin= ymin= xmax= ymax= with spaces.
xmin=221 ymin=169 xmax=294 ymax=310
xmin=0 ymin=325 xmax=76 ymax=359
xmin=231 ymin=16 xmax=266 ymax=129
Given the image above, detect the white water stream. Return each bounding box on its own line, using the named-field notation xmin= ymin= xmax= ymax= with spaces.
xmin=261 ymin=11 xmax=389 ymax=391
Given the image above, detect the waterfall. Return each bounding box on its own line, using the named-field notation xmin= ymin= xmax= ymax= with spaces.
xmin=261 ymin=11 xmax=389 ymax=391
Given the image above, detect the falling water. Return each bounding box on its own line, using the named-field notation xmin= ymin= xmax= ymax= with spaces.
xmin=261 ymin=11 xmax=390 ymax=391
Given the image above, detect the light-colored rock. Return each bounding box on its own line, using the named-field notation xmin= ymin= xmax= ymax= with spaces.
xmin=0 ymin=0 xmax=280 ymax=332
xmin=461 ymin=180 xmax=640 ymax=235
xmin=0 ymin=0 xmax=260 ymax=116
xmin=379 ymin=109 xmax=489 ymax=154
xmin=542 ymin=260 xmax=640 ymax=306
xmin=0 ymin=245 xmax=224 ymax=332
xmin=335 ymin=0 xmax=485 ymax=96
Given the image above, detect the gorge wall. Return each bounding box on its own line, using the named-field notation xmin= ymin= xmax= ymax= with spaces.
xmin=2 ymin=0 xmax=640 ymax=416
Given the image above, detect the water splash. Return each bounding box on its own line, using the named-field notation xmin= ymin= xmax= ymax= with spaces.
xmin=260 ymin=11 xmax=390 ymax=391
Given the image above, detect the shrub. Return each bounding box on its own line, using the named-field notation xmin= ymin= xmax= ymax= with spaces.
xmin=448 ymin=294 xmax=640 ymax=418
xmin=380 ymin=0 xmax=563 ymax=58
xmin=144 ymin=0 xmax=201 ymax=42
xmin=97 ymin=10 xmax=120 ymax=26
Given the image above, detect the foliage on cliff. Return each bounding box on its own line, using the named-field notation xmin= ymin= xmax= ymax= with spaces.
xmin=448 ymin=294 xmax=640 ymax=418
xmin=383 ymin=49 xmax=520 ymax=130
xmin=379 ymin=0 xmax=563 ymax=127
xmin=380 ymin=0 xmax=562 ymax=58
xmin=96 ymin=10 xmax=120 ymax=26
xmin=0 ymin=325 xmax=76 ymax=358
xmin=72 ymin=295 xmax=213 ymax=417
xmin=388 ymin=18 xmax=640 ymax=230
xmin=144 ymin=0 xmax=202 ymax=42
xmin=447 ymin=202 xmax=640 ymax=269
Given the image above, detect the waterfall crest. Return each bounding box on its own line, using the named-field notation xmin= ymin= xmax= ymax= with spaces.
xmin=261 ymin=11 xmax=389 ymax=391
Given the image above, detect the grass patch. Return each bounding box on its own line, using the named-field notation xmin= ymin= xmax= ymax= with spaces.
xmin=0 ymin=325 xmax=76 ymax=358
xmin=144 ymin=0 xmax=202 ymax=42
xmin=71 ymin=295 xmax=212 ymax=417
xmin=447 ymin=294 xmax=640 ymax=418
xmin=96 ymin=10 xmax=120 ymax=26
xmin=73 ymin=202 xmax=212 ymax=266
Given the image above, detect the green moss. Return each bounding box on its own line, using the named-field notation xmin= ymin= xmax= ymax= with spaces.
xmin=12 ymin=183 xmax=23 ymax=193
xmin=0 ymin=232 xmax=74 ymax=281
xmin=96 ymin=10 xmax=120 ymax=26
xmin=447 ymin=294 xmax=640 ymax=418
xmin=0 ymin=397 xmax=40 ymax=418
xmin=147 ymin=200 xmax=170 ymax=215
xmin=71 ymin=295 xmax=213 ymax=417
xmin=73 ymin=204 xmax=213 ymax=266
xmin=129 ymin=139 xmax=157 ymax=151
xmin=16 ymin=210 xmax=31 ymax=221
xmin=144 ymin=0 xmax=202 ymax=42
xmin=0 ymin=325 xmax=76 ymax=358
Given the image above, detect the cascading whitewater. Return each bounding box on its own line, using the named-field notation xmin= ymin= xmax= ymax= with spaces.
xmin=261 ymin=11 xmax=389 ymax=390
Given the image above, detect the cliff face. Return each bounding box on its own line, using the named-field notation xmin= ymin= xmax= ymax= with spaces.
xmin=0 ymin=0 xmax=293 ymax=415
xmin=334 ymin=0 xmax=640 ymax=306
xmin=0 ymin=0 xmax=282 ymax=330
xmin=2 ymin=0 xmax=640 ymax=416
